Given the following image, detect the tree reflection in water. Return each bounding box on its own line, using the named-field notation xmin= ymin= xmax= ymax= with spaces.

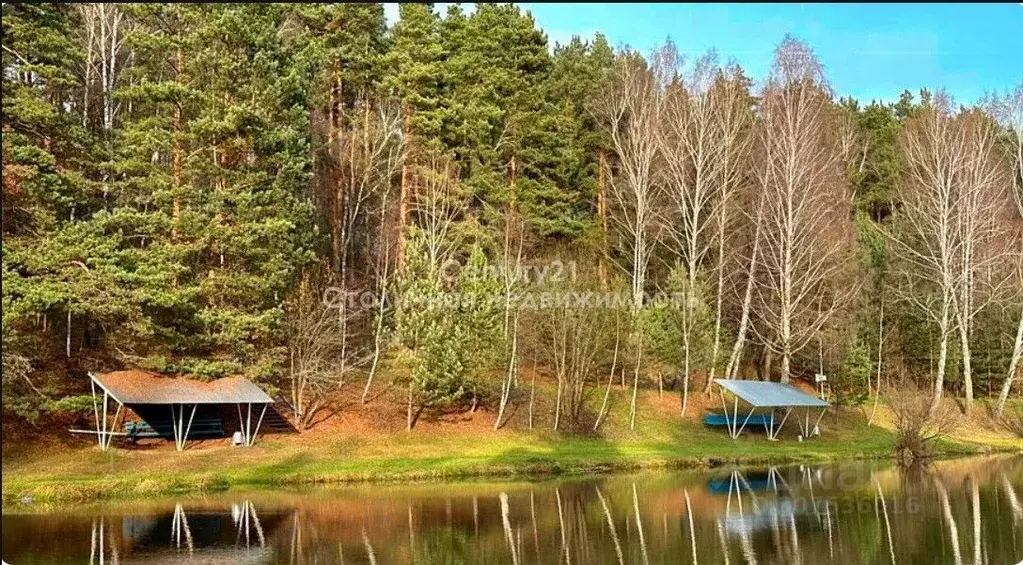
xmin=3 ymin=456 xmax=1023 ymax=564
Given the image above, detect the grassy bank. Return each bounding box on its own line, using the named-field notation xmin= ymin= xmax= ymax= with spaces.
xmin=3 ymin=385 xmax=1019 ymax=506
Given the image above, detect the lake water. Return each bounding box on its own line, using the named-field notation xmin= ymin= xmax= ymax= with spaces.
xmin=3 ymin=455 xmax=1022 ymax=564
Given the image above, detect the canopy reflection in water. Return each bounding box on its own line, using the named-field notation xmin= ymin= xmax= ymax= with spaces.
xmin=3 ymin=455 xmax=1022 ymax=565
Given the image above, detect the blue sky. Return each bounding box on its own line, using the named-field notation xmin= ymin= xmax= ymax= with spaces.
xmin=384 ymin=3 xmax=1022 ymax=105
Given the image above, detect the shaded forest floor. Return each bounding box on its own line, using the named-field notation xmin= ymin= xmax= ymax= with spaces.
xmin=3 ymin=372 xmax=1021 ymax=506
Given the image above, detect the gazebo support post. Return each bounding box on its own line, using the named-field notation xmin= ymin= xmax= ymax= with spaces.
xmin=731 ymin=396 xmax=739 ymax=438
xmin=767 ymin=408 xmax=792 ymax=440
xmin=247 ymin=403 xmax=268 ymax=447
xmin=170 ymin=403 xmax=196 ymax=451
xmin=719 ymin=389 xmax=731 ymax=437
xmin=795 ymin=407 xmax=827 ymax=439
xmin=237 ymin=403 xmax=244 ymax=443
xmin=103 ymin=403 xmax=123 ymax=450
xmin=171 ymin=404 xmax=179 ymax=448
xmin=178 ymin=404 xmax=197 ymax=451
xmin=91 ymin=379 xmax=101 ymax=449
xmin=733 ymin=406 xmax=757 ymax=439
xmin=91 ymin=379 xmax=124 ymax=452
xmin=239 ymin=402 xmax=263 ymax=446
xmin=812 ymin=408 xmax=828 ymax=436
xmin=101 ymin=389 xmax=108 ymax=449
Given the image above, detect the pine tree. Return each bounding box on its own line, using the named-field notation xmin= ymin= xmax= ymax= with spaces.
xmin=385 ymin=4 xmax=446 ymax=266
xmin=288 ymin=4 xmax=390 ymax=275
xmin=545 ymin=33 xmax=615 ymax=239
xmin=113 ymin=5 xmax=317 ymax=377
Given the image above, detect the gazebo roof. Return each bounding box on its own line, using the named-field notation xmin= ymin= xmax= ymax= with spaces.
xmin=90 ymin=370 xmax=273 ymax=405
xmin=714 ymin=379 xmax=828 ymax=408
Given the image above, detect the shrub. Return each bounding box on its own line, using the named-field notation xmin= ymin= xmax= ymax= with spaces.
xmin=888 ymin=386 xmax=961 ymax=466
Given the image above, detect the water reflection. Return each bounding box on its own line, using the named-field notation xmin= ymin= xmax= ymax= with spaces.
xmin=4 ymin=456 xmax=1023 ymax=565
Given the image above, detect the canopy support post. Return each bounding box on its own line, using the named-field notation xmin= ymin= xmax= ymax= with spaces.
xmin=239 ymin=402 xmax=257 ymax=446
xmin=237 ymin=403 xmax=244 ymax=444
xmin=734 ymin=406 xmax=757 ymax=439
xmin=813 ymin=408 xmax=827 ymax=435
xmin=171 ymin=403 xmax=179 ymax=449
xmin=731 ymin=396 xmax=739 ymax=438
xmin=91 ymin=378 xmax=102 ymax=449
xmin=719 ymin=388 xmax=732 ymax=437
xmin=177 ymin=403 xmax=197 ymax=451
xmin=103 ymin=403 xmax=123 ymax=451
xmin=768 ymin=408 xmax=792 ymax=440
xmin=101 ymin=389 xmax=109 ymax=451
xmin=247 ymin=403 xmax=268 ymax=447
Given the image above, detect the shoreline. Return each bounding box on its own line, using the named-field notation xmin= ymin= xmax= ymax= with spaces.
xmin=6 ymin=392 xmax=1022 ymax=508
xmin=3 ymin=434 xmax=1011 ymax=507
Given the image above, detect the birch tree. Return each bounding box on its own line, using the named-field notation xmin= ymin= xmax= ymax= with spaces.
xmin=996 ymin=244 xmax=1023 ymax=419
xmin=594 ymin=50 xmax=666 ymax=310
xmin=889 ymin=94 xmax=969 ymax=415
xmin=988 ymin=83 xmax=1023 ymax=417
xmin=985 ymin=84 xmax=1023 ymax=217
xmin=750 ymin=36 xmax=854 ymax=383
xmin=950 ymin=108 xmax=1009 ymax=414
xmin=286 ymin=275 xmax=367 ymax=430
xmin=659 ymin=47 xmax=719 ymax=416
xmin=538 ymin=276 xmax=616 ymax=431
xmin=494 ymin=217 xmax=525 ymax=429
xmin=77 ymin=4 xmax=130 ymax=134
xmin=723 ymin=192 xmax=765 ymax=382
xmin=659 ymin=47 xmax=756 ymax=412
xmin=705 ymin=63 xmax=754 ymax=393
xmin=329 ymin=99 xmax=403 ymax=285
xmin=412 ymin=152 xmax=467 ymax=275
xmin=594 ymin=50 xmax=666 ymax=427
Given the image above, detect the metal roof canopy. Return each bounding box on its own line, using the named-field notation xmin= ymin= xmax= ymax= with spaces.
xmin=714 ymin=379 xmax=828 ymax=408
xmin=91 ymin=370 xmax=273 ymax=405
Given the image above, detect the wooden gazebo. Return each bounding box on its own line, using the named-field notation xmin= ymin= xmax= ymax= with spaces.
xmin=83 ymin=370 xmax=275 ymax=451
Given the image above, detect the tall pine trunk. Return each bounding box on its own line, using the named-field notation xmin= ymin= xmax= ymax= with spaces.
xmin=596 ymin=149 xmax=608 ymax=285
xmin=397 ymin=104 xmax=412 ymax=268
xmin=171 ymin=49 xmax=183 ymax=240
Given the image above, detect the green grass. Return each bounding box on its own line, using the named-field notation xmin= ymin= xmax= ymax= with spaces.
xmin=3 ymin=389 xmax=1017 ymax=506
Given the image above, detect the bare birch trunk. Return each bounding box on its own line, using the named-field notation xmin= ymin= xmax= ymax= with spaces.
xmin=594 ymin=318 xmax=621 ymax=431
xmin=528 ymin=371 xmax=535 ymax=430
xmin=495 ymin=315 xmax=519 ymax=430
xmin=407 ymin=381 xmax=414 ymax=432
xmin=725 ymin=202 xmax=764 ymax=381
xmin=929 ymin=304 xmax=952 ymax=417
xmin=996 ymin=309 xmax=1023 ymax=418
xmin=867 ymin=300 xmax=884 ymax=426
xmin=363 ymin=199 xmax=389 ymax=403
xmin=553 ymin=369 xmax=563 ymax=432
xmin=751 ymin=38 xmax=851 ymax=385
xmin=706 ymin=188 xmax=727 ymax=393
xmin=630 ymin=333 xmax=644 ymax=430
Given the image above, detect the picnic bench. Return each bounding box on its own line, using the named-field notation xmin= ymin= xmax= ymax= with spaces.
xmin=125 ymin=418 xmax=224 ymax=442
xmin=703 ymin=413 xmax=773 ymax=429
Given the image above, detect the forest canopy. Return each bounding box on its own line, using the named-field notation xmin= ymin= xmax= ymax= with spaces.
xmin=3 ymin=3 xmax=1021 ymax=432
